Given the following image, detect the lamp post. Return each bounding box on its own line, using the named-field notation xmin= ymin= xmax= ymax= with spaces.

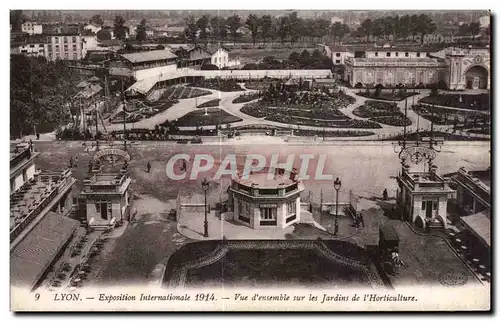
xmin=202 ymin=178 xmax=209 ymax=237
xmin=333 ymin=177 xmax=342 ymax=236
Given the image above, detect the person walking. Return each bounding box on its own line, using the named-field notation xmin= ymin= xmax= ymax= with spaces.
xmin=146 ymin=161 xmax=151 ymax=173
xmin=383 ymin=189 xmax=388 ymax=201
xmin=359 ymin=213 xmax=365 ymax=227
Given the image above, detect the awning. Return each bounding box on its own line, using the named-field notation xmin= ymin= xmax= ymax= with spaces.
xmin=460 ymin=211 xmax=491 ymax=247
xmin=10 ymin=212 xmax=79 ymax=290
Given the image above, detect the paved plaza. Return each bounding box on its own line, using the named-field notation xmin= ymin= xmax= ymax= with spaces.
xmin=28 ymin=140 xmax=490 ymax=288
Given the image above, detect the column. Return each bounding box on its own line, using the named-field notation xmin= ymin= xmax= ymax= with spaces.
xmin=253 ymin=206 xmax=260 ymax=229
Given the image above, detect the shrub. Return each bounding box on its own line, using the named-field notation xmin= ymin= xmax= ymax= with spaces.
xmin=201 ymin=64 xmax=219 ymax=70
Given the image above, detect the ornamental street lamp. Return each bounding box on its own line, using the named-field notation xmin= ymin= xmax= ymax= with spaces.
xmin=333 ymin=177 xmax=342 ymax=236
xmin=202 ymin=178 xmax=210 ymax=237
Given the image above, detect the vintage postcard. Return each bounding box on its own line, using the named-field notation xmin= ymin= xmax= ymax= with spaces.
xmin=9 ymin=9 xmax=491 ymax=311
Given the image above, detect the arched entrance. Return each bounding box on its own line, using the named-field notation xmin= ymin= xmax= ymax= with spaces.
xmin=465 ymin=65 xmax=488 ymax=89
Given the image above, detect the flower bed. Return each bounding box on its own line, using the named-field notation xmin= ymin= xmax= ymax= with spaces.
xmin=369 ymin=116 xmax=411 ymax=127
xmin=241 ymin=102 xmax=379 ymax=128
xmin=196 ymin=99 xmax=221 ymax=108
xmin=188 ymin=78 xmax=244 ymax=92
xmin=175 ymin=109 xmax=243 ymax=127
xmin=265 ymin=114 xmax=381 ymax=129
xmin=159 ymin=86 xmax=211 ymax=101
xmin=240 ymin=102 xmax=269 ymax=118
xmin=356 ymin=90 xmax=418 ymax=102
xmin=232 ymin=93 xmax=260 ymax=104
xmin=420 ymin=93 xmax=490 ymax=111
xmin=109 ymin=100 xmax=178 ymax=124
xmin=353 ymin=100 xmax=400 ymax=118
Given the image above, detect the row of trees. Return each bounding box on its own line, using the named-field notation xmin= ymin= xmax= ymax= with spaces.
xmin=183 ymin=12 xmax=350 ymax=47
xmin=355 ymin=14 xmax=437 ymax=44
xmin=181 ymin=12 xmax=444 ymax=46
xmin=458 ymin=22 xmax=482 ymax=38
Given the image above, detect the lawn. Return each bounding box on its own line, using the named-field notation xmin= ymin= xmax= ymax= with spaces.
xmin=420 ymin=93 xmax=490 ymax=111
xmin=196 ymin=99 xmax=221 ymax=108
xmin=230 ymin=48 xmax=316 ymax=64
xmin=175 ymin=109 xmax=243 ymax=127
xmin=159 ymin=86 xmax=212 ymax=101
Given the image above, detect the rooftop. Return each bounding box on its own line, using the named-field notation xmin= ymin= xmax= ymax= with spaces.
xmin=329 ymin=45 xmax=350 ymax=52
xmin=74 ymin=84 xmax=102 ymax=99
xmin=461 ymin=212 xmax=490 ymax=247
xmin=120 ymin=49 xmax=177 ymax=63
xmin=10 ymin=170 xmax=73 ymax=236
xmin=233 ymin=167 xmax=299 ymax=189
xmin=10 ymin=211 xmax=79 ymax=289
xmin=10 ymin=143 xmax=37 ymax=173
xmin=471 ymin=170 xmax=491 ymax=188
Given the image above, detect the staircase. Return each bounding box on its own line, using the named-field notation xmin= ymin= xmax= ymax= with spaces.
xmin=427 ymin=218 xmax=445 ymax=229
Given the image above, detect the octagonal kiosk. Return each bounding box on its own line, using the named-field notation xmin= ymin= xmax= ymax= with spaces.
xmin=228 ymin=167 xmax=305 ymax=229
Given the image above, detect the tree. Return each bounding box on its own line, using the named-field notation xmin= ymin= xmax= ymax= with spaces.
xmin=196 ymin=15 xmax=210 ymax=45
xmin=372 ymin=18 xmax=384 ymax=41
xmin=10 ymin=10 xmax=23 ymax=32
xmin=298 ymin=50 xmax=311 ymax=66
xmin=260 ymin=15 xmax=273 ymax=44
xmin=136 ymin=19 xmax=147 ymax=42
xmin=331 ymin=22 xmax=342 ymax=44
xmin=316 ymin=19 xmax=331 ymax=44
xmin=458 ymin=23 xmax=470 ymax=36
xmin=287 ymin=11 xmax=301 ymax=46
xmin=210 ymin=16 xmax=227 ymax=43
xmin=277 ymin=16 xmax=290 ymax=47
xmin=409 ymin=14 xmax=420 ymax=42
xmin=113 ymin=15 xmax=127 ymax=40
xmin=398 ymin=15 xmax=411 ymax=42
xmin=246 ymin=14 xmax=260 ymax=47
xmin=359 ymin=19 xmax=373 ymax=42
xmin=96 ymin=29 xmax=112 ymax=40
xmin=227 ymin=14 xmax=242 ymax=45
xmin=90 ymin=14 xmax=104 ymax=26
xmin=417 ymin=14 xmax=436 ymax=45
xmin=468 ymin=22 xmax=481 ymax=38
xmin=184 ymin=16 xmax=198 ymax=45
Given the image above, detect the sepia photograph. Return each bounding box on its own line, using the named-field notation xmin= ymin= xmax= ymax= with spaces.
xmin=8 ymin=7 xmax=491 ymax=311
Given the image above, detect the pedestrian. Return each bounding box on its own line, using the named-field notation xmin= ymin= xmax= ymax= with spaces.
xmin=359 ymin=213 xmax=365 ymax=227
xmin=36 ymin=133 xmax=40 ymax=140
xmin=383 ymin=188 xmax=388 ymax=201
xmin=147 ymin=161 xmax=151 ymax=173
